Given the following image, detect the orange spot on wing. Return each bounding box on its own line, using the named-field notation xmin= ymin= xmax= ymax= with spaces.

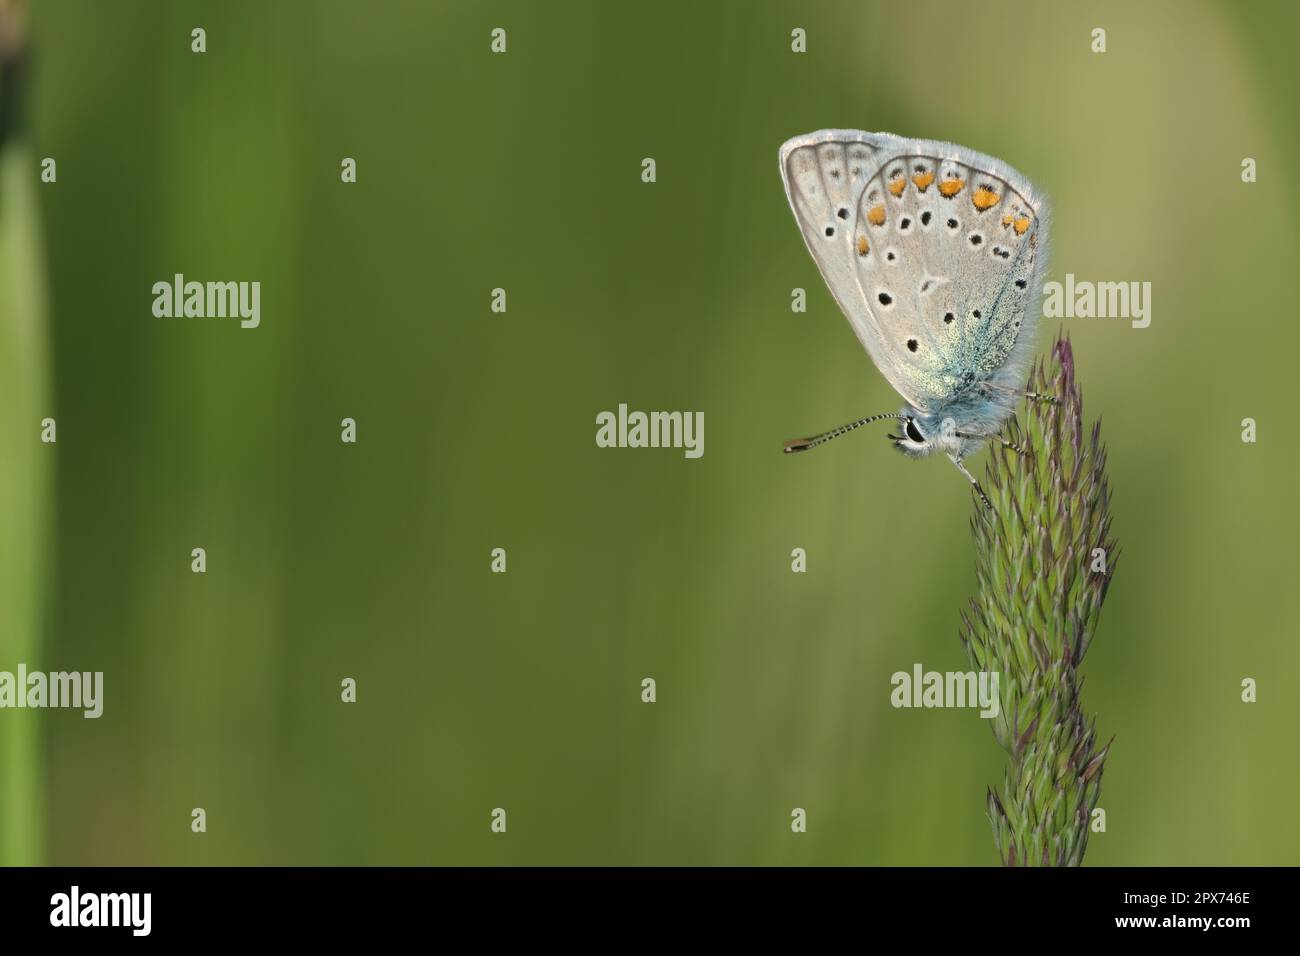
xmin=887 ymin=175 xmax=907 ymax=197
xmin=1013 ymin=216 xmax=1031 ymax=236
xmin=1001 ymin=213 xmax=1014 ymax=227
xmin=912 ymin=170 xmax=935 ymax=192
xmin=856 ymin=235 xmax=869 ymax=256
xmin=867 ymin=204 xmax=886 ymax=226
xmin=972 ymin=187 xmax=1000 ymax=210
xmin=938 ymin=177 xmax=965 ymax=197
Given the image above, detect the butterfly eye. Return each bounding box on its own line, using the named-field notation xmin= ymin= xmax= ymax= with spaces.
xmin=905 ymin=418 xmax=925 ymax=443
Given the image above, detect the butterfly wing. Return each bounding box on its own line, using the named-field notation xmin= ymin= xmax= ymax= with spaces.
xmin=781 ymin=132 xmax=1050 ymax=414
xmin=779 ymin=130 xmax=915 ymax=400
xmin=853 ymin=140 xmax=1050 ymax=412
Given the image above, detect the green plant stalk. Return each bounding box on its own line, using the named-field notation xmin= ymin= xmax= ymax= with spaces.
xmin=961 ymin=335 xmax=1117 ymax=867
xmin=0 ymin=1 xmax=48 ymax=866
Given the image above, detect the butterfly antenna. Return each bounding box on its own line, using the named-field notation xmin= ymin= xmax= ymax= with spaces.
xmin=783 ymin=412 xmax=902 ymax=454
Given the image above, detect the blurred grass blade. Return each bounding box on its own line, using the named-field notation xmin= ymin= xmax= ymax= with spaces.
xmin=1 ymin=0 xmax=49 ymax=867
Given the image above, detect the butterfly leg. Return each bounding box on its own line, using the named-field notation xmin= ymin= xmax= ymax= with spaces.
xmin=948 ymin=454 xmax=993 ymax=510
xmin=1022 ymin=389 xmax=1060 ymax=406
xmin=957 ymin=431 xmax=1030 ymax=458
xmin=978 ymin=380 xmax=1061 ymax=406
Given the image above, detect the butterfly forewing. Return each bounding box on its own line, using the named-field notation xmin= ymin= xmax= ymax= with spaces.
xmin=779 ymin=130 xmax=915 ymax=402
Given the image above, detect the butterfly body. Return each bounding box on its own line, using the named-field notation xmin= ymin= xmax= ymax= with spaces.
xmin=778 ymin=130 xmax=1051 ymax=497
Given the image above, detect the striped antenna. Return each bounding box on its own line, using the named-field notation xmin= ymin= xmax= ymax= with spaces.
xmin=783 ymin=412 xmax=902 ymax=454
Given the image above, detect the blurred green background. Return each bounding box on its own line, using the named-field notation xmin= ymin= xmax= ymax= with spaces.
xmin=1 ymin=0 xmax=1297 ymax=865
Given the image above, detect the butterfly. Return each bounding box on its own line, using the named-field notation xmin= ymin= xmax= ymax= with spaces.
xmin=778 ymin=129 xmax=1053 ymax=507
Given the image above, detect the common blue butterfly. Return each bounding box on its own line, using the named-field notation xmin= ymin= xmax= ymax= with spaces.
xmin=779 ymin=130 xmax=1053 ymax=506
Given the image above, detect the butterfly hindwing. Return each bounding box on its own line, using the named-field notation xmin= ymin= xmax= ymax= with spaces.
xmin=782 ymin=132 xmax=1050 ymax=414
